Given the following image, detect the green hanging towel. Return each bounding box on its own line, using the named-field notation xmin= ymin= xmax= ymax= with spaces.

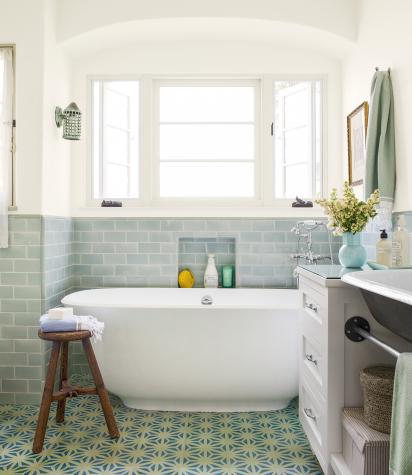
xmin=365 ymin=71 xmax=396 ymax=229
xmin=389 ymin=353 xmax=412 ymax=475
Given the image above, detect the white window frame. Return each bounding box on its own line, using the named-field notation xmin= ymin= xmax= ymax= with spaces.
xmin=0 ymin=45 xmax=16 ymax=210
xmin=86 ymin=74 xmax=326 ymax=212
xmin=88 ymin=76 xmax=143 ymax=206
xmin=273 ymin=79 xmax=323 ymax=200
xmin=151 ymin=78 xmax=262 ymax=206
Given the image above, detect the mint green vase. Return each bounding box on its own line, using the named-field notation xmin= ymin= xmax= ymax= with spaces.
xmin=338 ymin=232 xmax=367 ymax=268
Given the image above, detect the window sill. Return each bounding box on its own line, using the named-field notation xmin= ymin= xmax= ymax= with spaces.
xmin=72 ymin=204 xmax=325 ymax=218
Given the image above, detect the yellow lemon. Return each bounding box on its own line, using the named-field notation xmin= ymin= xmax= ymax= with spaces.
xmin=178 ymin=269 xmax=195 ymax=288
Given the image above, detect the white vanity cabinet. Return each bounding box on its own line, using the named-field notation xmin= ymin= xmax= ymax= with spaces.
xmin=297 ymin=266 xmax=396 ymax=475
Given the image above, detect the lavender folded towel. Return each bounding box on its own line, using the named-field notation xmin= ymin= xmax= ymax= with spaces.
xmin=39 ymin=315 xmax=104 ymax=342
xmin=40 ymin=316 xmax=78 ymax=332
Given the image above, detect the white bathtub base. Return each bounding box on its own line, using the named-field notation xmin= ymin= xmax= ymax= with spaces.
xmin=121 ymin=397 xmax=292 ymax=412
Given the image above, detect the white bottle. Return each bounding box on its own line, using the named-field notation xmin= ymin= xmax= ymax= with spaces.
xmin=392 ymin=215 xmax=410 ymax=267
xmin=204 ymin=254 xmax=218 ymax=288
xmin=376 ymin=230 xmax=391 ymax=266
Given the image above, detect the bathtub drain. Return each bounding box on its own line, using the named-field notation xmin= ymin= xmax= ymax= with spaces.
xmin=201 ymin=295 xmax=213 ymax=305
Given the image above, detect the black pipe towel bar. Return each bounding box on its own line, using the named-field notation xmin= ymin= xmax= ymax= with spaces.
xmin=345 ymin=316 xmax=400 ymax=359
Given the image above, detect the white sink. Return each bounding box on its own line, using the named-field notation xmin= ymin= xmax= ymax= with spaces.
xmin=342 ymin=269 xmax=412 ymax=342
xmin=342 ymin=269 xmax=412 ymax=306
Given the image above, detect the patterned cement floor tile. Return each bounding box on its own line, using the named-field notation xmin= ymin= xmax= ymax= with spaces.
xmin=0 ymin=390 xmax=322 ymax=474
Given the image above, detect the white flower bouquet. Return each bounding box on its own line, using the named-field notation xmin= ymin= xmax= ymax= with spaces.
xmin=316 ymin=182 xmax=380 ymax=236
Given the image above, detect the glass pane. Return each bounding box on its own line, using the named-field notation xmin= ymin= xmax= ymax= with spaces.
xmin=104 ymin=88 xmax=129 ymax=130
xmin=274 ymin=80 xmax=321 ymax=199
xmin=283 ymin=85 xmax=310 ymax=129
xmin=284 ymin=164 xmax=310 ymax=198
xmin=284 ymin=127 xmax=309 ymax=164
xmin=160 ymin=162 xmax=254 ymax=197
xmin=160 ymin=86 xmax=255 ymax=122
xmin=103 ymin=164 xmax=129 ymax=198
xmin=92 ymin=80 xmax=140 ymax=199
xmin=160 ymin=124 xmax=254 ymax=161
xmin=104 ymin=127 xmax=129 ymax=165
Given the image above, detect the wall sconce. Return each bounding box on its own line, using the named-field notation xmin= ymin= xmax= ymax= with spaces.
xmin=55 ymin=102 xmax=82 ymax=140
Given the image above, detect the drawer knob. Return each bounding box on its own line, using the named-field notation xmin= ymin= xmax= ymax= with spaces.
xmin=305 ymin=354 xmax=318 ymax=366
xmin=305 ymin=302 xmax=318 ymax=312
xmin=304 ymin=407 xmax=317 ymax=421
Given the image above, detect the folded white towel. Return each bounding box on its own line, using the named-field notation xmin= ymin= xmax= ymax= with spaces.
xmin=39 ymin=314 xmax=104 ymax=343
xmin=47 ymin=307 xmax=73 ymax=320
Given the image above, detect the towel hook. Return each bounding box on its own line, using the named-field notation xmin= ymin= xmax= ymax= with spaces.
xmin=375 ymin=66 xmax=391 ymax=76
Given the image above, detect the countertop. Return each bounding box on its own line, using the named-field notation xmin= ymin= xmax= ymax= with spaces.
xmin=298 ymin=264 xmax=366 ymax=280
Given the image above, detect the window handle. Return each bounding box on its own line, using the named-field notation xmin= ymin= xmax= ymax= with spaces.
xmin=270 ymin=122 xmax=274 ymax=136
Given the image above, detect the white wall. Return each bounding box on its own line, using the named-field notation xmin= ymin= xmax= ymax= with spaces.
xmin=0 ymin=0 xmax=72 ymax=216
xmin=41 ymin=0 xmax=71 ymax=216
xmin=342 ymin=0 xmax=412 ymax=212
xmin=69 ymin=35 xmax=343 ymax=217
xmin=0 ymin=0 xmax=44 ymax=214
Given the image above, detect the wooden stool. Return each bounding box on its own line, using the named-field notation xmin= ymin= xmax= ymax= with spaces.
xmin=32 ymin=330 xmax=119 ymax=454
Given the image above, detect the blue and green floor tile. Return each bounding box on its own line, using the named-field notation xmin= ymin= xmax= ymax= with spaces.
xmin=0 ymin=392 xmax=322 ymax=474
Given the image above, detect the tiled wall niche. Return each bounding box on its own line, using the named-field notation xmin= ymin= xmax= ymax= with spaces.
xmin=0 ymin=215 xmax=339 ymax=402
xmin=178 ymin=237 xmax=236 ymax=288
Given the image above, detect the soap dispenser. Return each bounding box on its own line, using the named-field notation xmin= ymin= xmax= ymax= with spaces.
xmin=392 ymin=215 xmax=410 ymax=267
xmin=376 ymin=229 xmax=391 ymax=266
xmin=204 ymin=254 xmax=218 ymax=288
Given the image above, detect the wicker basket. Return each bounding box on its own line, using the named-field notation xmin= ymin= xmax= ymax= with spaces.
xmin=360 ymin=366 xmax=395 ymax=434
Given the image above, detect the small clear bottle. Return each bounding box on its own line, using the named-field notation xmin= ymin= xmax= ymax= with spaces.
xmin=376 ymin=229 xmax=391 ymax=266
xmin=392 ymin=215 xmax=410 ymax=267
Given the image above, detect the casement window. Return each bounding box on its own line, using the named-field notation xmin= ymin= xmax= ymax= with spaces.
xmin=0 ymin=46 xmax=15 ymax=212
xmin=91 ymin=80 xmax=140 ymax=199
xmin=273 ymin=80 xmax=322 ymax=199
xmin=154 ymin=80 xmax=258 ymax=199
xmin=89 ymin=76 xmax=323 ymax=207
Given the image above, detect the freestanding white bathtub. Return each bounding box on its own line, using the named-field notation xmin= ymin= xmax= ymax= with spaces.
xmin=62 ymin=288 xmax=300 ymax=412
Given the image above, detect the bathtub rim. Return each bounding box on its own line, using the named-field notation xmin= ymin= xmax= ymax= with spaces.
xmin=62 ymin=287 xmax=300 ymax=310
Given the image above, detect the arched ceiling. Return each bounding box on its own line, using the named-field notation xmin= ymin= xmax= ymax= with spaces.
xmin=57 ymin=0 xmax=358 ymax=44
xmin=61 ymin=18 xmax=355 ymax=60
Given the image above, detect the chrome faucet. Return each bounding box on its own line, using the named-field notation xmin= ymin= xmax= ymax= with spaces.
xmin=290 ymin=220 xmax=333 ymax=265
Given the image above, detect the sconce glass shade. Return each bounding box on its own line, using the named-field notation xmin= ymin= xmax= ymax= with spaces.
xmin=55 ymin=102 xmax=82 ymax=140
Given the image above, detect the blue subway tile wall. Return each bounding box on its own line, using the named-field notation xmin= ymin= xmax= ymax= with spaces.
xmin=0 ymin=216 xmax=75 ymax=404
xmin=0 ymin=216 xmax=44 ymax=404
xmin=42 ymin=217 xmax=74 ymax=311
xmin=72 ymin=218 xmax=339 ymax=289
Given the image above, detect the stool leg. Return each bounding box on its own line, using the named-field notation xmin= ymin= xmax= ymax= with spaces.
xmin=32 ymin=341 xmax=61 ymax=454
xmin=56 ymin=341 xmax=68 ymax=423
xmin=82 ymin=338 xmax=119 ymax=438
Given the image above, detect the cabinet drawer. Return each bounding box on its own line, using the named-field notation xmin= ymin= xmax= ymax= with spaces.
xmin=300 ymin=283 xmax=326 ymax=338
xmin=300 ymin=381 xmax=325 ymax=447
xmin=300 ymin=381 xmax=327 ymax=472
xmin=302 ymin=334 xmax=324 ymax=393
